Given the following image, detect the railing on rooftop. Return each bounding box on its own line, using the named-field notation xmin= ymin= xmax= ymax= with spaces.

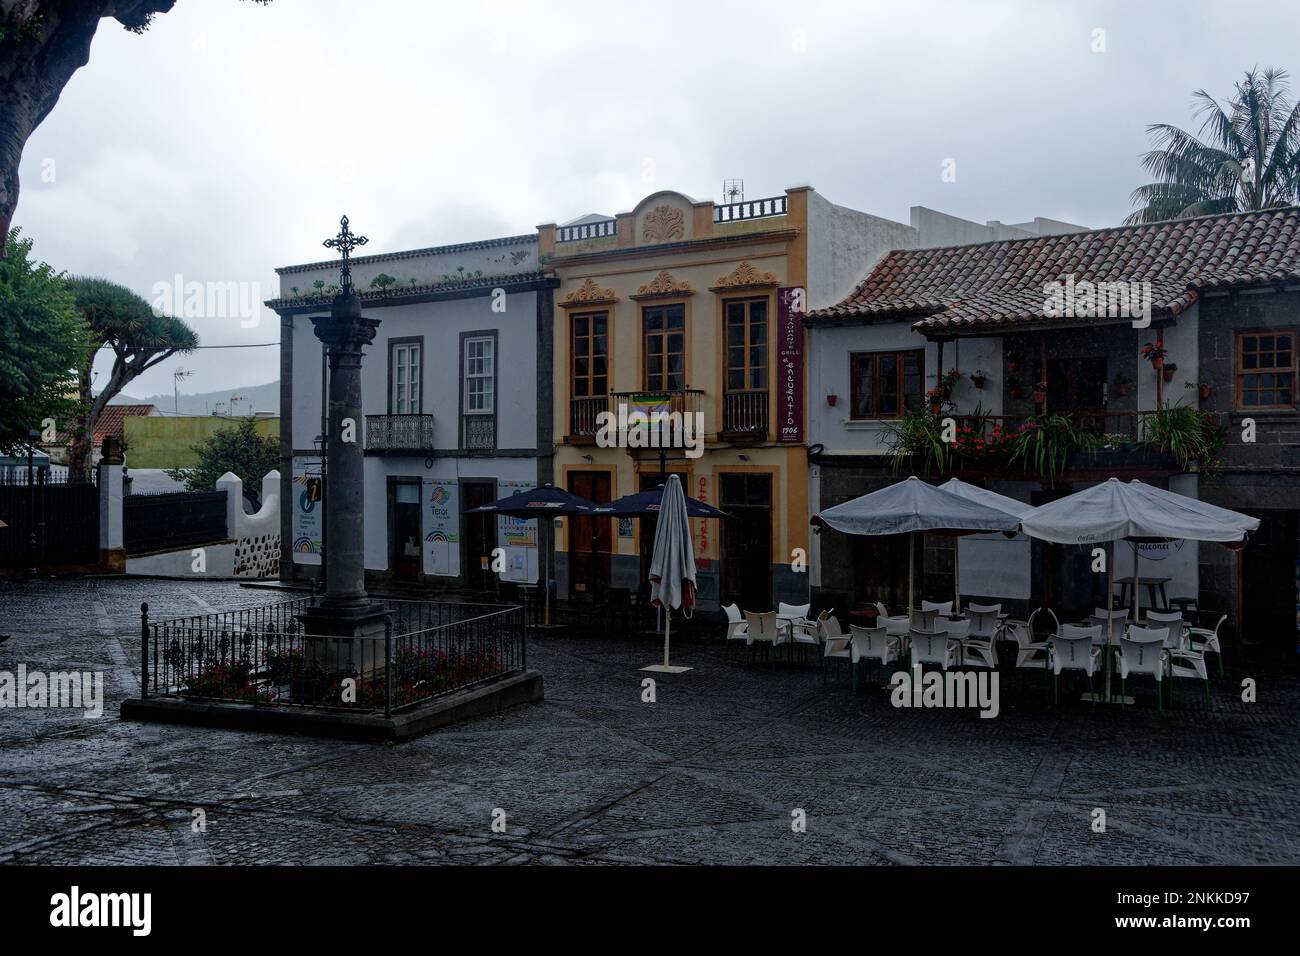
xmin=557 ymin=219 xmax=617 ymax=243
xmin=714 ymin=195 xmax=788 ymax=223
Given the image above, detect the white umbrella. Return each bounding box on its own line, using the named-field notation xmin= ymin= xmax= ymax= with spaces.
xmin=1020 ymin=477 xmax=1257 ymax=701
xmin=939 ymin=478 xmax=1036 ymax=612
xmin=812 ymin=476 xmax=1020 ymax=627
xmin=642 ymin=474 xmax=696 ymax=674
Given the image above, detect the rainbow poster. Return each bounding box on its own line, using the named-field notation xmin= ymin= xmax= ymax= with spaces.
xmin=422 ymin=478 xmax=459 ymax=577
xmin=291 ymin=460 xmax=323 ymax=565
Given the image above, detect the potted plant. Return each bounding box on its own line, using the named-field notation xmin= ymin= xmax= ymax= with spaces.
xmin=1005 ymin=350 xmax=1021 ymax=373
xmin=971 ymin=369 xmax=988 ymax=389
xmin=1007 ymin=375 xmax=1024 ymax=400
xmin=1114 ymin=373 xmax=1131 ymax=397
xmin=1141 ymin=342 xmax=1167 ymax=370
xmin=1187 ymin=380 xmax=1212 ymax=400
xmin=826 ymin=391 xmax=839 ymax=407
xmin=1032 ymin=380 xmax=1048 ymax=405
xmin=927 ymin=387 xmax=944 ymax=414
xmin=1162 ymin=361 xmax=1178 ymax=384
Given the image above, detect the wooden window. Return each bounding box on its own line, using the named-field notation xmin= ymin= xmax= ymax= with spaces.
xmin=463 ymin=336 xmax=495 ymax=414
xmin=389 ymin=339 xmax=422 ymax=414
xmin=1237 ymin=331 xmax=1295 ymax=409
xmin=571 ymin=312 xmax=608 ymax=397
xmin=849 ymin=350 xmax=924 ymax=419
xmin=725 ymin=298 xmax=768 ymax=391
xmin=643 ymin=303 xmax=685 ymax=391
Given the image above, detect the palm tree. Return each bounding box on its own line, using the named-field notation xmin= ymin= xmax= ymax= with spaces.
xmin=63 ymin=277 xmax=197 ymax=482
xmin=1127 ymin=68 xmax=1300 ymax=224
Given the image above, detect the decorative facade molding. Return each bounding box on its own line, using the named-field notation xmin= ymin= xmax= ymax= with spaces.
xmin=710 ymin=260 xmax=781 ymax=291
xmin=559 ymin=277 xmax=618 ymax=308
xmin=642 ymin=205 xmax=686 ymax=243
xmin=630 ymin=270 xmax=695 ymax=300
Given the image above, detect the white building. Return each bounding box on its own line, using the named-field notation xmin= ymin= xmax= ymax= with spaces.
xmin=269 ymin=234 xmax=558 ymax=592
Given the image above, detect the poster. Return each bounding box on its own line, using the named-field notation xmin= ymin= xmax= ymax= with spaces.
xmin=776 ymin=287 xmax=805 ymax=443
xmin=422 ymin=478 xmax=460 ymax=577
xmin=496 ymin=479 xmax=538 ymax=584
xmin=291 ymin=459 xmax=324 ymax=565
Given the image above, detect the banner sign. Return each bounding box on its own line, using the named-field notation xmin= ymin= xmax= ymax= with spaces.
xmin=496 ymin=479 xmax=539 ymax=584
xmin=291 ymin=459 xmax=323 ymax=565
xmin=777 ymin=287 xmax=805 ymax=443
xmin=422 ymin=478 xmax=460 ymax=577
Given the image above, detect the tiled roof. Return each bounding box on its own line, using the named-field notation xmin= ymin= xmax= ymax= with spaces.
xmin=265 ymin=269 xmax=554 ymax=311
xmin=808 ymin=206 xmax=1300 ymax=333
xmin=54 ymin=404 xmax=155 ymax=447
xmin=275 ymin=234 xmax=537 ymax=275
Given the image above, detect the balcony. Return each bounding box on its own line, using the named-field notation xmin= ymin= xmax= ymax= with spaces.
xmin=722 ymin=390 xmax=768 ymax=441
xmin=713 ymin=195 xmax=788 ymax=223
xmin=463 ymin=414 xmax=495 ymax=451
xmin=567 ymin=390 xmax=706 ymax=446
xmin=569 ymin=395 xmax=608 ymax=443
xmin=365 ymin=414 xmax=435 ymax=454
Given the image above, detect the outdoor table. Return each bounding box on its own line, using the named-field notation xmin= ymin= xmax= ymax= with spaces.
xmin=1116 ymin=576 xmax=1170 ymax=613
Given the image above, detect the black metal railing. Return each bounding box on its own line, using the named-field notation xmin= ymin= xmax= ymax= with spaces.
xmin=722 ymin=389 xmax=768 ymax=438
xmin=714 ymin=195 xmax=787 ymax=223
xmin=0 ymin=478 xmax=99 ymax=568
xmin=462 ymin=414 xmax=495 ymax=451
xmin=365 ymin=414 xmax=436 ymax=453
xmin=557 ymin=219 xmax=617 ymax=242
xmin=124 ymin=490 xmax=227 ymax=555
xmin=569 ymin=395 xmax=609 ymax=440
xmin=140 ymin=597 xmax=526 ymax=716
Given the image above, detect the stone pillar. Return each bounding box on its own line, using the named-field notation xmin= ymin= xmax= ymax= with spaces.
xmin=98 ymin=437 xmax=125 ymax=573
xmin=215 ymin=471 xmax=243 ymax=542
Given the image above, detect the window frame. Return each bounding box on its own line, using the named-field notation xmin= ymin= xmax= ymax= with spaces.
xmin=848 ymin=349 xmax=925 ymax=421
xmin=1235 ymin=329 xmax=1297 ymax=411
xmin=723 ymin=296 xmax=769 ymax=393
xmin=463 ymin=334 xmax=496 ymax=416
xmin=641 ymin=302 xmax=687 ymax=392
xmin=570 ymin=310 xmax=610 ymax=399
xmin=388 ymin=336 xmax=424 ymax=415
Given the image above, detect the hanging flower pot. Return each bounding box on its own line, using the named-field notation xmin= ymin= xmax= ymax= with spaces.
xmin=971 ymin=371 xmax=987 ymax=389
xmin=1198 ymin=383 xmax=1212 ymax=400
xmin=1032 ymin=381 xmax=1048 ymax=405
xmin=826 ymin=393 xmax=838 ymax=407
xmin=1115 ymin=380 xmax=1130 ymax=397
xmin=1162 ymin=362 xmax=1178 ymax=384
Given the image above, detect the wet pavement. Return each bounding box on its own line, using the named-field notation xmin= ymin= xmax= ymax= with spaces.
xmin=1 ymin=577 xmax=1298 ymax=865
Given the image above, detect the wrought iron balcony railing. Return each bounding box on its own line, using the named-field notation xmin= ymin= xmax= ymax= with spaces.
xmin=567 ymin=390 xmax=706 ymax=444
xmin=722 ymin=389 xmax=768 ymax=439
xmin=365 ymin=414 xmax=436 ymax=454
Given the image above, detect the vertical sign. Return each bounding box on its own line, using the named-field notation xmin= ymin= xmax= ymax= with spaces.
xmin=497 ymin=479 xmax=538 ymax=584
xmin=696 ymin=474 xmax=710 ymax=567
xmin=291 ymin=459 xmax=323 ymax=565
xmin=777 ymin=287 xmax=805 ymax=443
xmin=422 ymin=478 xmax=460 ymax=577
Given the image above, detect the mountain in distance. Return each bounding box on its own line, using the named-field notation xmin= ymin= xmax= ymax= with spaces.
xmin=111 ymin=380 xmax=280 ymax=417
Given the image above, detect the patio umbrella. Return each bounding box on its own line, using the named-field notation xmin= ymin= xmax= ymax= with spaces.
xmin=1020 ymin=477 xmax=1257 ymax=701
xmin=939 ymin=478 xmax=1037 ymax=612
xmin=591 ymin=485 xmax=731 ymax=520
xmin=642 ymin=474 xmax=696 ymax=673
xmin=466 ymin=483 xmax=599 ymax=627
xmin=811 ymin=476 xmax=1021 ymax=627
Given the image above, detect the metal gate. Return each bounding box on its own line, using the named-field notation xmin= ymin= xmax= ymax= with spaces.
xmin=0 ymin=473 xmax=100 ymax=568
xmin=124 ymin=491 xmax=228 ymax=555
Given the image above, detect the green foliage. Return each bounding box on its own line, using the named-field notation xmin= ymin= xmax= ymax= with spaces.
xmin=1142 ymin=404 xmax=1227 ymax=474
xmin=369 ymin=273 xmax=397 ymax=290
xmin=1007 ymin=413 xmax=1099 ymax=484
xmin=882 ymin=406 xmax=952 ymax=475
xmin=1128 ymin=67 xmax=1300 ymax=223
xmin=65 ymin=276 xmax=197 ymax=354
xmin=166 ymin=417 xmax=279 ymax=507
xmin=0 ymin=231 xmax=86 ymax=454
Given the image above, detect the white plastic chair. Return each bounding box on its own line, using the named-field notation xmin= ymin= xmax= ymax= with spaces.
xmin=1006 ymin=607 xmax=1055 ymax=672
xmin=1144 ymin=610 xmax=1188 ymax=651
xmin=921 ymin=600 xmax=953 ymax=615
xmin=849 ymin=624 xmax=899 ymax=690
xmin=1187 ymin=613 xmax=1227 ymax=677
xmin=1168 ymin=645 xmax=1211 ymax=707
xmin=743 ymin=611 xmax=783 ymax=665
xmin=909 ymin=627 xmax=958 ymax=671
xmin=723 ymin=603 xmax=749 ymax=657
xmin=1091 ymin=607 xmax=1129 ymax=647
xmin=961 ymin=604 xmax=1001 ymax=668
xmin=821 ymin=615 xmax=850 ymax=681
xmin=789 ymin=608 xmax=825 ymax=665
xmin=1118 ymin=624 xmax=1169 ymax=711
xmin=1050 ymin=624 xmax=1103 ymax=704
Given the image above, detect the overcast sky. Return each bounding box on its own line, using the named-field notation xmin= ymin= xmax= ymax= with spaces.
xmin=12 ymin=0 xmax=1299 ymax=400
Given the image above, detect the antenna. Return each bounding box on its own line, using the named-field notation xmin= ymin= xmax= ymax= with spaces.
xmin=722 ymin=179 xmax=745 ymax=204
xmin=173 ymin=367 xmax=194 ymax=415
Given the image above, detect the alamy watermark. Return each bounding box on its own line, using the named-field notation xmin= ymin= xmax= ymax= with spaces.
xmin=890 ymin=664 xmax=1000 ymax=718
xmin=595 ymin=402 xmax=704 ymax=458
xmin=151 ymin=273 xmax=263 ymax=328
xmin=1043 ymin=275 xmax=1151 ymax=328
xmin=0 ymin=665 xmax=104 ymax=718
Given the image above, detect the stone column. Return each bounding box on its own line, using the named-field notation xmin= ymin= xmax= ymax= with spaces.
xmin=97 ymin=436 xmax=125 ymax=573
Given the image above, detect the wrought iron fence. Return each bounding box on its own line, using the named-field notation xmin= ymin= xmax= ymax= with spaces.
xmin=0 ymin=479 xmax=99 ymax=568
xmin=140 ymin=596 xmax=526 ymax=716
xmin=722 ymin=389 xmax=769 ymax=437
xmin=365 ymin=414 xmax=436 ymax=453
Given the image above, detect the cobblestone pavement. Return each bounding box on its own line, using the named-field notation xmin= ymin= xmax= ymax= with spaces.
xmin=2 ymin=578 xmax=1298 ymax=865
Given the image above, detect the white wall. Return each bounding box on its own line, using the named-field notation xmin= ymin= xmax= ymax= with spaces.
xmin=806 ymin=192 xmax=917 ymax=310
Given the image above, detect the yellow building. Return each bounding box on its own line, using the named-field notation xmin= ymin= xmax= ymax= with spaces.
xmin=539 ymin=186 xmax=904 ymax=612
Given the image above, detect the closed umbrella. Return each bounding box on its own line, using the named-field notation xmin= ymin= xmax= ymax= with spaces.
xmin=811 ymin=477 xmax=1020 ymax=627
xmin=466 ymin=483 xmax=599 ymax=628
xmin=939 ymin=478 xmax=1036 ymax=612
xmin=642 ymin=474 xmax=696 ymax=673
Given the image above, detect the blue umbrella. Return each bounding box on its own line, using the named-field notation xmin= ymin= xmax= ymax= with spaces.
xmin=466 ymin=483 xmax=599 ymax=626
xmin=591 ymin=485 xmax=731 ymax=520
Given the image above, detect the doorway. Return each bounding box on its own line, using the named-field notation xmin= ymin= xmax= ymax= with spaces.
xmin=720 ymin=472 xmax=772 ymax=611
xmin=1241 ymin=509 xmax=1299 ymax=663
xmin=568 ymin=470 xmax=612 ymax=597
xmin=461 ymin=479 xmax=498 ymax=591
xmin=389 ymin=478 xmax=423 ymax=582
